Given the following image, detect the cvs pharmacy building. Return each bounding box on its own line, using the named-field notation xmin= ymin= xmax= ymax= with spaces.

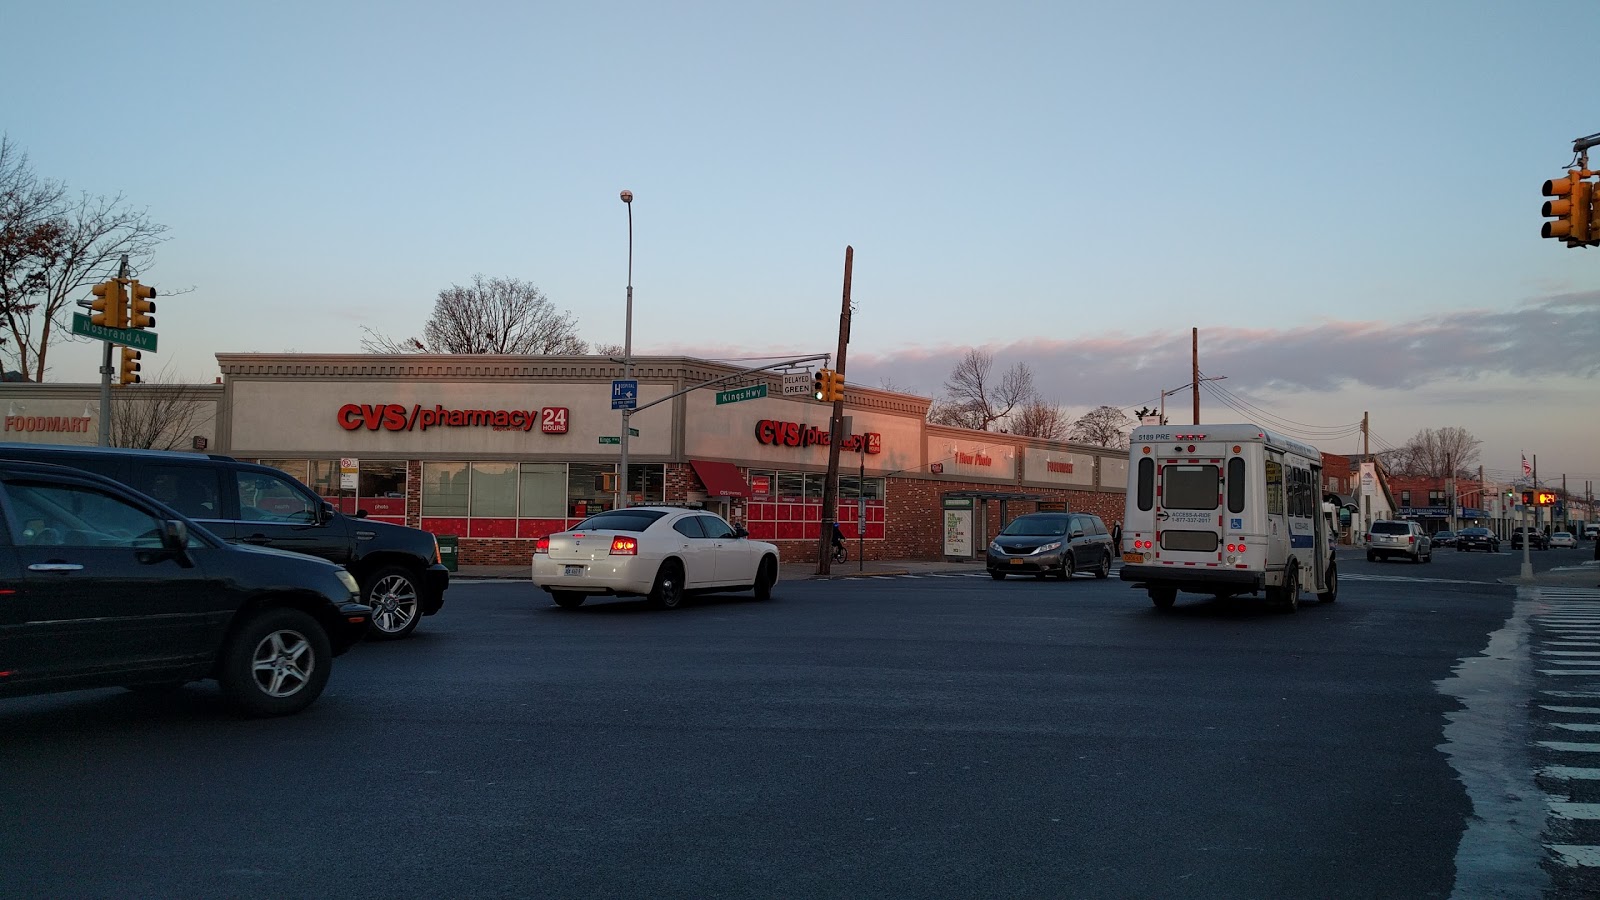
xmin=208 ymin=353 xmax=1128 ymax=566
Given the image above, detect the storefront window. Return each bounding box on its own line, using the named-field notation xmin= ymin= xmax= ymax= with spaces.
xmin=748 ymin=470 xmax=775 ymax=500
xmin=308 ymin=459 xmax=354 ymax=501
xmin=519 ymin=463 xmax=566 ymax=517
xmin=628 ymin=466 xmax=665 ymax=503
xmin=358 ymin=460 xmax=408 ymax=518
xmin=422 ymin=462 xmax=470 ymax=516
xmin=470 ymin=462 xmax=517 ymax=517
xmin=776 ymin=472 xmax=805 ymax=502
xmin=260 ymin=459 xmax=309 ymax=483
xmin=568 ymin=462 xmax=613 ymax=518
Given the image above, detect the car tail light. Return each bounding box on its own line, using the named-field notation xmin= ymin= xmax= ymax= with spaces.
xmin=610 ymin=537 xmax=637 ymax=555
xmin=1407 ymin=535 xmax=1415 ymax=544
xmin=534 ymin=537 xmax=549 ymax=555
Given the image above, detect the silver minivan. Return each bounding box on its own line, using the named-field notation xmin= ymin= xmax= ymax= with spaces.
xmin=1366 ymin=520 xmax=1432 ymax=563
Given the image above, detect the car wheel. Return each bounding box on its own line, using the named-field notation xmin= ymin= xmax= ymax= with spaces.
xmin=990 ymin=570 xmax=1006 ymax=580
xmin=1060 ymin=557 xmax=1076 ymax=580
xmin=1269 ymin=565 xmax=1300 ymax=612
xmin=217 ymin=608 xmax=331 ymax=717
xmin=362 ymin=565 xmax=422 ymax=640
xmin=1149 ymin=586 xmax=1177 ymax=609
xmin=649 ymin=561 xmax=684 ymax=609
xmin=551 ymin=591 xmax=586 ymax=609
xmin=1317 ymin=563 xmax=1337 ymax=603
xmin=754 ymin=557 xmax=777 ymax=600
xmin=1094 ymin=552 xmax=1112 ymax=579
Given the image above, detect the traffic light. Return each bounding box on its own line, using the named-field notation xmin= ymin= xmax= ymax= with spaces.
xmin=127 ymin=280 xmax=156 ymax=329
xmin=1535 ymin=490 xmax=1558 ymax=506
xmin=1542 ymin=171 xmax=1593 ymax=246
xmin=813 ymin=368 xmax=830 ymax=401
xmin=1521 ymin=490 xmax=1534 ymax=505
xmin=89 ymin=279 xmax=127 ymax=328
xmin=823 ymin=369 xmax=846 ymax=402
xmin=118 ymin=347 xmax=141 ymax=386
xmin=596 ymin=472 xmax=618 ymax=493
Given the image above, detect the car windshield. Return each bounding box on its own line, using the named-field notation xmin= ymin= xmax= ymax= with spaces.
xmin=574 ymin=510 xmax=668 ymax=532
xmin=1001 ymin=515 xmax=1068 ymax=537
xmin=1372 ymin=522 xmax=1412 ymax=534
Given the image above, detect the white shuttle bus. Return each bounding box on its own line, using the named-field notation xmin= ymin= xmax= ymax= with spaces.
xmin=1119 ymin=424 xmax=1336 ymax=611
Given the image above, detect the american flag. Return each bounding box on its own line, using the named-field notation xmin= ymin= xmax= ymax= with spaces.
xmin=1522 ymin=454 xmax=1532 ymax=477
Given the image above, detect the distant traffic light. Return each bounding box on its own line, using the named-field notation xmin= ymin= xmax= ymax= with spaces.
xmin=813 ymin=368 xmax=830 ymax=402
xmin=1521 ymin=490 xmax=1534 ymax=505
xmin=1542 ymin=171 xmax=1594 ymax=246
xmin=118 ymin=347 xmax=141 ymax=386
xmin=127 ymin=280 xmax=156 ymax=329
xmin=823 ymin=369 xmax=846 ymax=403
xmin=90 ymin=279 xmax=127 ymax=328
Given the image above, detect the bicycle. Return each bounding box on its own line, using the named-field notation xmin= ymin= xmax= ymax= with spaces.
xmin=831 ymin=541 xmax=847 ymax=563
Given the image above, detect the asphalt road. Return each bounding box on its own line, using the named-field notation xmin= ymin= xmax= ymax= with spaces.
xmin=2 ymin=545 xmax=1595 ymax=899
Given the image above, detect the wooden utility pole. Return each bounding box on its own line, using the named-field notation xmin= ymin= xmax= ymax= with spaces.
xmin=1191 ymin=327 xmax=1200 ymax=425
xmin=817 ymin=246 xmax=852 ymax=576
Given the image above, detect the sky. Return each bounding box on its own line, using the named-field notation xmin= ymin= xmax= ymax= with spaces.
xmin=4 ymin=0 xmax=1598 ymax=488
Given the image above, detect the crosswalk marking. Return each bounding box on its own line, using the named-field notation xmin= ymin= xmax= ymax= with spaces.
xmin=1339 ymin=573 xmax=1496 ymax=585
xmin=1545 ymin=691 xmax=1600 ymax=698
xmin=1555 ymin=723 xmax=1600 ymax=733
xmin=1549 ymin=802 xmax=1600 ymax=820
xmin=1547 ymin=845 xmax=1600 ymax=867
xmin=1538 ymin=670 xmax=1600 ymax=676
xmin=1540 ymin=741 xmax=1600 ymax=752
xmin=1542 ymin=706 xmax=1600 ymax=714
xmin=1542 ymin=766 xmax=1600 ymax=779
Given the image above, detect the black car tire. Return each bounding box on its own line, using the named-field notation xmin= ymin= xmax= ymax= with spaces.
xmin=551 ymin=591 xmax=586 ymax=609
xmin=990 ymin=570 xmax=1006 ymax=580
xmin=218 ymin=608 xmax=331 ymax=718
xmin=1269 ymin=564 xmax=1300 ymax=612
xmin=1317 ymin=563 xmax=1337 ymax=603
xmin=362 ymin=565 xmax=422 ymax=640
xmin=1094 ymin=552 xmax=1112 ymax=579
xmin=1060 ymin=557 xmax=1075 ymax=580
xmin=754 ymin=557 xmax=777 ymax=600
xmin=1150 ymin=586 xmax=1177 ymax=609
xmin=649 ymin=561 xmax=684 ymax=610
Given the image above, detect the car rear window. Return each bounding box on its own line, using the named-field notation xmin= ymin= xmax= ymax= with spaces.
xmin=1371 ymin=522 xmax=1412 ymax=535
xmin=575 ymin=510 xmax=667 ymax=532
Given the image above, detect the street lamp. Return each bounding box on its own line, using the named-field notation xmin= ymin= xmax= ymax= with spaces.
xmin=618 ymin=189 xmax=633 ymax=509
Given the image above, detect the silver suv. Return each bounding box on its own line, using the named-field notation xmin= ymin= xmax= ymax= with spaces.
xmin=1366 ymin=520 xmax=1432 ymax=563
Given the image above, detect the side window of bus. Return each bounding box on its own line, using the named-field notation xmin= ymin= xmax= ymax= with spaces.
xmin=1227 ymin=457 xmax=1246 ymax=513
xmin=1137 ymin=457 xmax=1154 ymax=511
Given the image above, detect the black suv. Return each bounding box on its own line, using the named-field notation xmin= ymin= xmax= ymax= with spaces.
xmin=0 ymin=459 xmax=370 ymax=716
xmin=986 ymin=512 xmax=1115 ymax=580
xmin=1455 ymin=527 xmax=1500 ymax=553
xmin=1511 ymin=528 xmax=1549 ymax=550
xmin=0 ymin=444 xmax=448 ymax=639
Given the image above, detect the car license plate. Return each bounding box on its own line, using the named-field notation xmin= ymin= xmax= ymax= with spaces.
xmin=1123 ymin=552 xmax=1144 ymax=563
xmin=1010 ymin=558 xmax=1024 ymax=565
xmin=564 ymin=565 xmax=584 ymax=576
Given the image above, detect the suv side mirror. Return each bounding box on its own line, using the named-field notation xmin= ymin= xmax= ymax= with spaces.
xmin=354 ymin=508 xmax=370 ymax=519
xmin=319 ymin=501 xmax=337 ymax=525
xmin=160 ymin=519 xmax=190 ymax=554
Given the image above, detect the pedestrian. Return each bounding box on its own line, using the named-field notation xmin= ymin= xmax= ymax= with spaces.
xmin=1112 ymin=521 xmax=1122 ymax=555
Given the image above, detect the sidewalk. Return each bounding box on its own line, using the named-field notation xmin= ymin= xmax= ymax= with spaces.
xmin=1503 ymin=558 xmax=1600 ymax=589
xmin=453 ymin=558 xmax=986 ymax=582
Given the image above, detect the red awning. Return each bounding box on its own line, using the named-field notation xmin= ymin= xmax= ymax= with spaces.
xmin=690 ymin=459 xmax=751 ymax=498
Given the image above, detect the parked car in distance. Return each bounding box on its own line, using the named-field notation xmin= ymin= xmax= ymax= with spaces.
xmin=0 ymin=444 xmax=449 ymax=639
xmin=987 ymin=512 xmax=1115 ymax=581
xmin=1455 ymin=527 xmax=1500 ymax=553
xmin=1550 ymin=531 xmax=1577 ymax=549
xmin=1431 ymin=530 xmax=1457 ymax=547
xmin=0 ymin=459 xmax=370 ymax=716
xmin=1511 ymin=528 xmax=1549 ymax=550
xmin=1366 ymin=520 xmax=1432 ymax=563
xmin=1585 ymin=524 xmax=1599 ymax=541
xmin=531 ymin=506 xmax=780 ymax=610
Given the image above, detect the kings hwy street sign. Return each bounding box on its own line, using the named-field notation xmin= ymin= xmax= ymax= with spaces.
xmin=715 ymin=384 xmax=767 ymax=405
xmin=71 ymin=313 xmax=158 ymax=352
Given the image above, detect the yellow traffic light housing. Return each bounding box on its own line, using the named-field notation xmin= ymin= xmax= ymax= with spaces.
xmin=824 ymin=369 xmax=846 ymax=402
xmin=813 ymin=368 xmax=830 ymax=401
xmin=118 ymin=347 xmax=141 ymax=386
xmin=1543 ymin=171 xmax=1594 ymax=246
xmin=90 ymin=279 xmax=127 ymax=328
xmin=127 ymin=280 xmax=156 ymax=329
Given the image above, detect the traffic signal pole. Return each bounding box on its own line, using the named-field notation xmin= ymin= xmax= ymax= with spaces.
xmin=817 ymin=246 xmax=852 ymax=576
xmin=97 ymin=255 xmax=129 ymax=446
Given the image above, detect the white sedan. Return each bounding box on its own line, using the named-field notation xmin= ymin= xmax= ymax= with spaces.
xmin=1550 ymin=531 xmax=1577 ymax=549
xmin=531 ymin=506 xmax=780 ymax=609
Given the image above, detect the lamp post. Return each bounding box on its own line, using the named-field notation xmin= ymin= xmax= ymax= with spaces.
xmin=618 ymin=189 xmax=634 ymax=509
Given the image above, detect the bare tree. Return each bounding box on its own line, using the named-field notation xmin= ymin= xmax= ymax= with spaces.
xmin=927 ymin=349 xmax=1034 ymax=431
xmin=1009 ymin=398 xmax=1071 ymax=440
xmin=110 ymin=376 xmax=215 ymax=450
xmin=592 ymin=342 xmax=625 ymax=358
xmin=1068 ymin=405 xmax=1132 ymax=448
xmin=0 ymin=136 xmax=168 ymax=381
xmin=1392 ymin=426 xmax=1481 ymax=477
xmin=362 ymin=274 xmax=590 ymax=354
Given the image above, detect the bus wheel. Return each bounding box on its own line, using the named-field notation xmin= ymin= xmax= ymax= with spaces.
xmin=1149 ymin=586 xmax=1176 ymax=609
xmin=1317 ymin=564 xmax=1337 ymax=603
xmin=1270 ymin=565 xmax=1300 ymax=612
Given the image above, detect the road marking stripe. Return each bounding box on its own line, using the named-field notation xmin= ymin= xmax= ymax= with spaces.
xmin=1554 ymin=723 xmax=1600 ymax=733
xmin=1538 ymin=669 xmax=1600 ymax=676
xmin=1541 ymin=766 xmax=1600 ymax=779
xmin=1539 ymin=741 xmax=1600 ymax=751
xmin=1540 ymin=651 xmax=1600 ymax=657
xmin=1546 ymin=845 xmax=1600 ymax=867
xmin=1545 ymin=691 xmax=1600 ymax=698
xmin=1549 ymin=802 xmax=1600 ymax=820
xmin=1543 ymin=706 xmax=1600 ymax=715
xmin=1546 ymin=642 xmax=1600 ymax=647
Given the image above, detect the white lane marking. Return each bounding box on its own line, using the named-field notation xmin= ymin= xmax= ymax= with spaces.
xmin=1549 ymin=802 xmax=1600 ymax=820
xmin=1539 ymin=651 xmax=1600 ymax=657
xmin=1537 ymin=669 xmax=1600 ymax=676
xmin=1541 ymin=766 xmax=1600 ymax=779
xmin=1541 ymin=706 xmax=1600 ymax=714
xmin=1539 ymin=741 xmax=1600 ymax=752
xmin=1546 ymin=845 xmax=1600 ymax=867
xmin=1545 ymin=642 xmax=1600 ymax=647
xmin=1544 ymin=691 xmax=1600 ymax=698
xmin=1554 ymin=723 xmax=1600 ymax=733
xmin=1340 ymin=573 xmax=1497 ymax=584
